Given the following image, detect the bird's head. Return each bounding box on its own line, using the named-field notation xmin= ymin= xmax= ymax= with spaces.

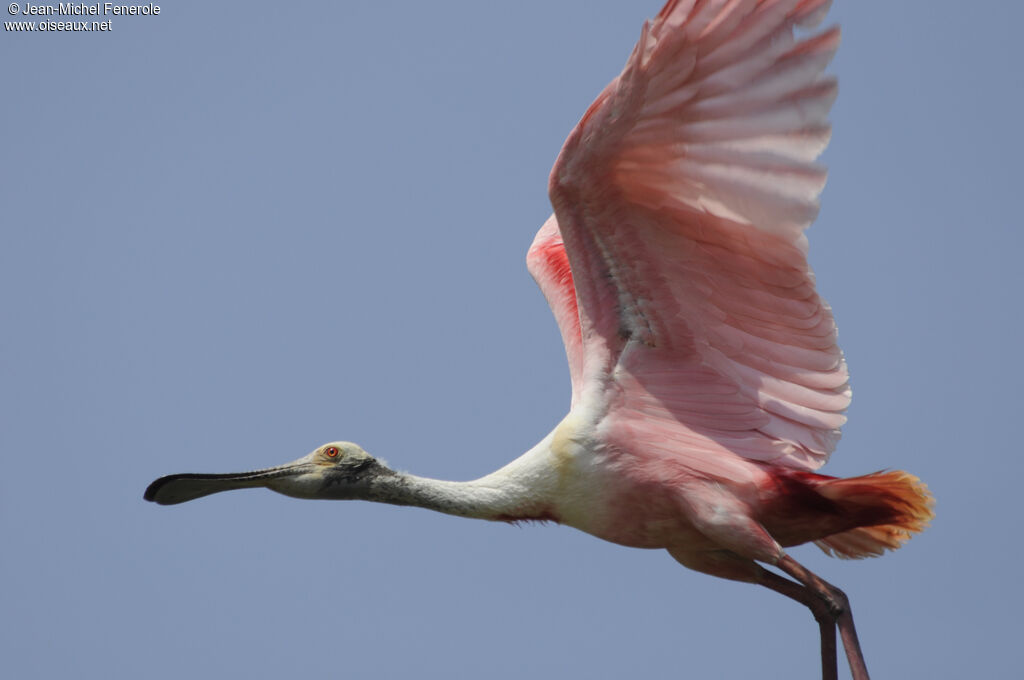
xmin=144 ymin=441 xmax=393 ymax=505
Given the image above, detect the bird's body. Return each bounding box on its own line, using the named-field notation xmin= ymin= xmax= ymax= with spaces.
xmin=333 ymin=410 xmax=926 ymax=562
xmin=146 ymin=1 xmax=933 ymax=678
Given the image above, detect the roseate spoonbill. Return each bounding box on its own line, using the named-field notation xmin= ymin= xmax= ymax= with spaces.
xmin=145 ymin=1 xmax=933 ymax=677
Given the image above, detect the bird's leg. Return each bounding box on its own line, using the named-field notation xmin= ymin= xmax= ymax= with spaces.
xmin=776 ymin=555 xmax=870 ymax=680
xmin=754 ymin=567 xmax=838 ymax=680
xmin=668 ymin=548 xmax=838 ymax=680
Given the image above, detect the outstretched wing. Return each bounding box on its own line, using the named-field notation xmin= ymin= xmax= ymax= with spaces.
xmin=527 ymin=215 xmax=584 ymax=408
xmin=548 ymin=0 xmax=847 ymax=472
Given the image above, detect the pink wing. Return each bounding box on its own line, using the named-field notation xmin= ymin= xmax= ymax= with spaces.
xmin=547 ymin=0 xmax=848 ymax=472
xmin=527 ymin=215 xmax=584 ymax=408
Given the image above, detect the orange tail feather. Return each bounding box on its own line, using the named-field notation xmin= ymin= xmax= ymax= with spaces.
xmin=813 ymin=470 xmax=935 ymax=559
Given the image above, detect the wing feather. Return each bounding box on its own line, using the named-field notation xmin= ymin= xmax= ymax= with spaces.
xmin=546 ymin=0 xmax=846 ymax=471
xmin=526 ymin=216 xmax=584 ymax=408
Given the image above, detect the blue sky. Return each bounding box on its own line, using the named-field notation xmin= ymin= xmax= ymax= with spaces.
xmin=2 ymin=2 xmax=1021 ymax=678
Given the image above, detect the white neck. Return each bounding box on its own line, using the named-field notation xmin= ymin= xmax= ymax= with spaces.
xmin=366 ymin=439 xmax=560 ymax=522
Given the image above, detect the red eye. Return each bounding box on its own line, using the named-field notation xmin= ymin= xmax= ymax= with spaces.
xmin=325 ymin=446 xmax=339 ymax=458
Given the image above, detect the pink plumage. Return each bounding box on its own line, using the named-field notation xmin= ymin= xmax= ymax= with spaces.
xmin=147 ymin=2 xmax=934 ymax=678
xmin=530 ymin=1 xmax=932 ymax=674
xmin=545 ymin=0 xmax=847 ymax=473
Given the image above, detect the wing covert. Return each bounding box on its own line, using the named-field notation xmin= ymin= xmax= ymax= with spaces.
xmin=527 ymin=215 xmax=584 ymax=408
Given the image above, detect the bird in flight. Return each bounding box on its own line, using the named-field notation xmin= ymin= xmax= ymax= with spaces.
xmin=146 ymin=1 xmax=933 ymax=678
